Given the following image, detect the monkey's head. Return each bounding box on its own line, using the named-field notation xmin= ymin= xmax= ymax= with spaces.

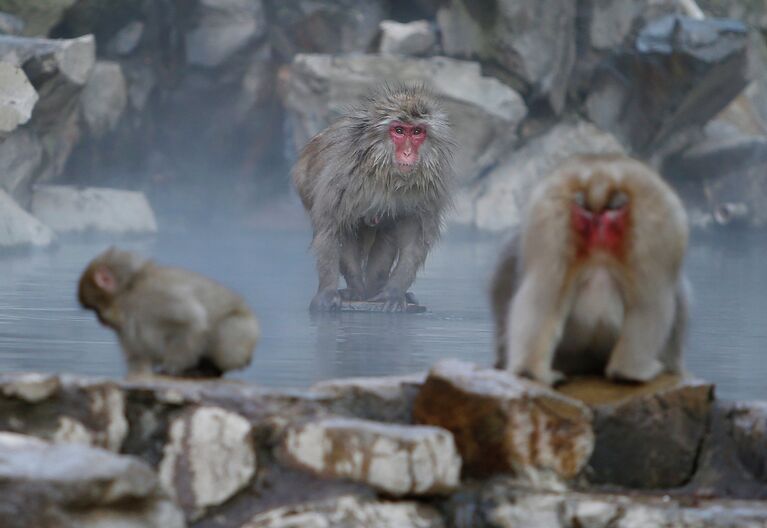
xmin=78 ymin=247 xmax=147 ymax=327
xmin=363 ymin=84 xmax=453 ymax=178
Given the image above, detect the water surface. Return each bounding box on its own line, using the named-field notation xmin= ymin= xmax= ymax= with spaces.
xmin=0 ymin=228 xmax=764 ymax=400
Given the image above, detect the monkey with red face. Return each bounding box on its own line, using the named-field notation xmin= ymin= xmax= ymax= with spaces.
xmin=491 ymin=154 xmax=689 ymax=385
xmin=293 ymin=85 xmax=454 ymax=312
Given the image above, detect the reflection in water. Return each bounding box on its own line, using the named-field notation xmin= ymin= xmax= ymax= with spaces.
xmin=0 ymin=228 xmax=764 ymax=400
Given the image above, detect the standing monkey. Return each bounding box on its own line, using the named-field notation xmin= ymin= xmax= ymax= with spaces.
xmin=293 ymin=84 xmax=454 ymax=312
xmin=79 ymin=247 xmax=259 ymax=377
xmin=491 ymin=154 xmax=689 ymax=385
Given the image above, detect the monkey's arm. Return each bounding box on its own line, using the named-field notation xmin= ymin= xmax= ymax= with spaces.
xmin=310 ymin=229 xmax=342 ymax=311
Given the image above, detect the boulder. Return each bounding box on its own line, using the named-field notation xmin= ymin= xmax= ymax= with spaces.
xmin=559 ymin=375 xmax=714 ymax=489
xmin=106 ymin=20 xmax=144 ymax=56
xmin=0 ymin=432 xmax=185 ymax=528
xmin=437 ymin=0 xmax=576 ymax=113
xmin=0 ymin=0 xmax=77 ymax=37
xmin=0 ymin=188 xmax=53 ymax=248
xmin=283 ymin=54 xmax=527 ymax=185
xmin=0 ymin=34 xmax=95 ymax=86
xmin=413 ymin=360 xmax=594 ymax=483
xmin=584 ymin=0 xmax=680 ymax=51
xmin=0 ymin=11 xmax=24 ymax=36
xmin=466 ymin=119 xmax=624 ymax=231
xmin=185 ymin=0 xmax=266 ymax=68
xmin=0 ymin=61 xmax=37 ymax=137
xmin=586 ymin=15 xmax=749 ymax=156
xmin=80 ymin=61 xmax=127 ymax=137
xmin=0 ymin=128 xmax=43 ymax=199
xmin=266 ymin=0 xmax=387 ymax=59
xmin=30 ymin=185 xmax=158 ymax=235
xmin=379 ymin=20 xmax=436 ymax=56
xmin=242 ymin=495 xmax=445 ymax=528
xmin=729 ymin=401 xmax=767 ymax=483
xmin=282 ymin=416 xmax=461 ymax=496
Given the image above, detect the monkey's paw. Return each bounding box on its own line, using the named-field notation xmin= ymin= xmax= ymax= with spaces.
xmin=517 ymin=366 xmax=566 ymax=386
xmin=370 ymin=286 xmax=407 ymax=312
xmin=310 ymin=289 xmax=341 ymax=312
xmin=339 ymin=288 xmax=365 ymax=301
xmin=605 ymin=357 xmax=663 ymax=383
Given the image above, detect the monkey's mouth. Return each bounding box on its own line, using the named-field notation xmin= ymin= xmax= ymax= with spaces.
xmin=396 ymin=161 xmax=417 ymax=173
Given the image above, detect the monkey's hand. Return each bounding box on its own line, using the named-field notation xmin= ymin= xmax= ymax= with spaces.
xmin=370 ymin=286 xmax=407 ymax=312
xmin=310 ymin=288 xmax=341 ymax=312
xmin=339 ymin=288 xmax=365 ymax=302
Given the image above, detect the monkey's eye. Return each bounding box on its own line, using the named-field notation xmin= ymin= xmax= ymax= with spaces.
xmin=394 ymin=126 xmax=405 ymax=135
xmin=606 ymin=191 xmax=629 ymax=210
xmin=412 ymin=127 xmax=423 ymax=136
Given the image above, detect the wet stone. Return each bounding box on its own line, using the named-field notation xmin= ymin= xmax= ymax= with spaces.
xmin=413 ymin=359 xmax=594 ymax=482
xmin=282 ymin=416 xmax=461 ymax=496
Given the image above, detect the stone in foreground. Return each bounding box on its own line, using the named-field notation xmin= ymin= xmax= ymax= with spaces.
xmin=413 ymin=360 xmax=594 ymax=481
xmin=159 ymin=406 xmax=256 ymax=518
xmin=0 ymin=432 xmax=185 ymax=528
xmin=282 ymin=416 xmax=461 ymax=496
xmin=31 ymin=184 xmax=158 ymax=234
xmin=243 ymin=495 xmax=445 ymax=528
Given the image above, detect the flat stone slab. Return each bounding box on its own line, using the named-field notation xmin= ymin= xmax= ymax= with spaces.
xmin=339 ymin=301 xmax=426 ymax=313
xmin=282 ymin=416 xmax=461 ymax=496
xmin=413 ymin=359 xmax=594 ymax=482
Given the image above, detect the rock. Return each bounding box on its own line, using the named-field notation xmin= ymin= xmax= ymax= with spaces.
xmin=159 ymin=406 xmax=256 ymax=518
xmin=0 ymin=11 xmax=24 ymax=36
xmin=729 ymin=402 xmax=767 ymax=483
xmin=186 ymin=0 xmax=266 ymax=68
xmin=0 ymin=128 xmax=43 ymax=199
xmin=0 ymin=188 xmax=53 ymax=247
xmin=0 ymin=0 xmax=77 ymax=37
xmin=242 ymin=495 xmax=445 ymax=527
xmin=0 ymin=34 xmax=95 ymax=86
xmin=467 ymin=119 xmax=624 ymax=231
xmin=107 ymin=20 xmax=144 ymax=56
xmin=586 ymin=15 xmax=749 ymax=156
xmin=437 ymin=0 xmax=575 ymax=113
xmin=30 ymin=185 xmax=158 ymax=234
xmin=124 ymin=61 xmax=156 ymax=111
xmin=311 ymin=373 xmax=425 ymax=422
xmin=559 ymin=375 xmax=714 ymax=489
xmin=267 ymin=0 xmax=387 ymax=59
xmin=283 ymin=54 xmax=527 ymax=185
xmin=81 ymin=61 xmax=127 ymax=137
xmin=0 ymin=61 xmax=36 ymax=137
xmin=0 ymin=373 xmax=128 ymax=451
xmin=413 ymin=360 xmax=594 ymax=482
xmin=379 ymin=20 xmax=436 ymax=56
xmin=0 ymin=432 xmax=185 ymax=528
xmin=282 ymin=416 xmax=461 ymax=496
xmin=585 ymin=0 xmax=679 ymax=51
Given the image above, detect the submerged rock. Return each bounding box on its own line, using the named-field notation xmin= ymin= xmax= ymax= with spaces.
xmin=282 ymin=416 xmax=461 ymax=496
xmin=413 ymin=359 xmax=594 ymax=483
xmin=30 ymin=184 xmax=158 ymax=235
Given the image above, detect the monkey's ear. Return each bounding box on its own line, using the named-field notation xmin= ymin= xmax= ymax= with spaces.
xmin=93 ymin=265 xmax=117 ymax=293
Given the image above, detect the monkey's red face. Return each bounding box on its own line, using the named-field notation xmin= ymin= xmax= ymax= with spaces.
xmin=389 ymin=122 xmax=427 ymax=173
xmin=571 ymin=193 xmax=629 ymax=258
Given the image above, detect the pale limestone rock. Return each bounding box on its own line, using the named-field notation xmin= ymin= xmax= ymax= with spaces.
xmin=283 ymin=416 xmax=461 ymax=496
xmin=0 ymin=372 xmax=59 ymax=402
xmin=379 ymin=20 xmax=436 ymax=56
xmin=0 ymin=188 xmax=54 ymax=248
xmin=0 ymin=62 xmax=37 ymax=137
xmin=159 ymin=406 xmax=256 ymax=517
xmin=31 ymin=185 xmax=158 ymax=235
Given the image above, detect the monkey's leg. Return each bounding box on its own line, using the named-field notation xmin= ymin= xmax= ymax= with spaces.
xmin=364 ymin=229 xmax=398 ymax=299
xmin=506 ymin=275 xmax=569 ymax=386
xmin=124 ymin=354 xmax=153 ymax=379
xmin=310 ymin=229 xmax=342 ymax=311
xmin=209 ymin=312 xmax=260 ymax=373
xmin=370 ymin=217 xmax=427 ymax=312
xmin=339 ymin=234 xmax=366 ymax=301
xmin=660 ymin=278 xmax=690 ymax=374
xmin=491 ymin=235 xmax=520 ymax=369
xmin=606 ymin=290 xmax=675 ymax=382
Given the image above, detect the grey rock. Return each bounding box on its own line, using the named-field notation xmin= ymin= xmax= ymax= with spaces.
xmin=107 ymin=20 xmax=144 ymax=56
xmin=0 ymin=432 xmax=185 ymax=528
xmin=729 ymin=402 xmax=767 ymax=483
xmin=159 ymin=406 xmax=256 ymax=518
xmin=379 ymin=20 xmax=436 ymax=56
xmin=242 ymin=495 xmax=445 ymax=527
xmin=284 ymin=53 xmax=527 ymax=185
xmin=0 ymin=188 xmax=53 ymax=248
xmin=587 ymin=0 xmax=679 ymax=50
xmin=81 ymin=61 xmax=127 ymax=137
xmin=467 ymin=119 xmax=624 ymax=231
xmin=282 ymin=416 xmax=461 ymax=496
xmin=0 ymin=62 xmax=37 ymax=137
xmin=125 ymin=61 xmax=156 ymax=111
xmin=0 ymin=12 xmax=23 ymax=36
xmin=186 ymin=0 xmax=266 ymax=68
xmin=0 ymin=34 xmax=95 ymax=85
xmin=31 ymin=185 xmax=158 ymax=235
xmin=0 ymin=0 xmax=77 ymax=37
xmin=437 ymin=0 xmax=575 ymax=114
xmin=0 ymin=128 xmax=43 ymax=199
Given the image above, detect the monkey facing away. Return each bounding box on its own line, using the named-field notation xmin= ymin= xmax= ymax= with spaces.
xmin=491 ymin=154 xmax=689 ymax=385
xmin=79 ymin=247 xmax=259 ymax=377
xmin=293 ymin=84 xmax=454 ymax=312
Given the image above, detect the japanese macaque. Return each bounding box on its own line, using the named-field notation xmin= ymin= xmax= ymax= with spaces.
xmin=78 ymin=247 xmax=259 ymax=378
xmin=492 ymin=154 xmax=689 ymax=385
xmin=293 ymin=84 xmax=454 ymax=312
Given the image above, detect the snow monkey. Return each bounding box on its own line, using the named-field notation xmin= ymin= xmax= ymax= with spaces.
xmin=79 ymin=247 xmax=259 ymax=377
xmin=293 ymin=84 xmax=454 ymax=312
xmin=491 ymin=154 xmax=689 ymax=385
